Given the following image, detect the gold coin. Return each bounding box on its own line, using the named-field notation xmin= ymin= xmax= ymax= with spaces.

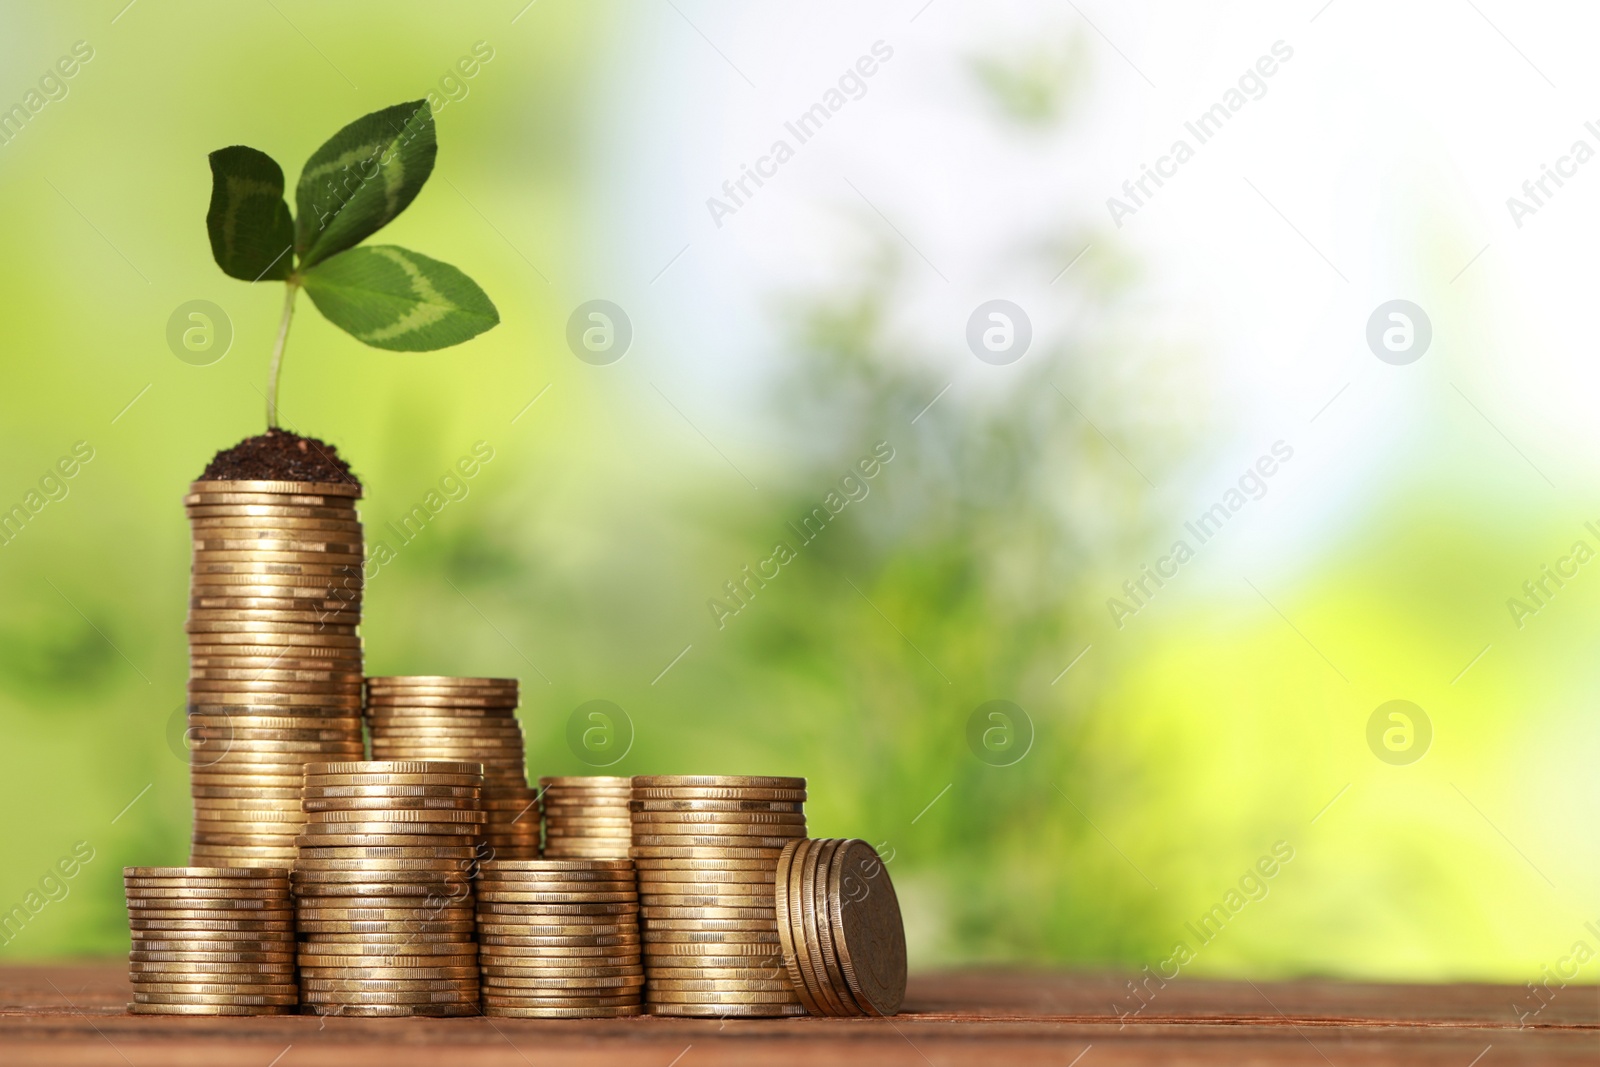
xmin=125 ymin=886 xmax=291 ymax=898
xmin=132 ymin=988 xmax=302 ymax=1006
xmin=644 ymin=989 xmax=798 ymax=1004
xmin=299 ymin=990 xmax=479 ymax=1005
xmin=481 ymin=859 xmax=632 ymax=872
xmin=483 ymin=1005 xmax=640 ymax=1018
xmin=479 ymin=900 xmax=636 ymax=914
xmin=298 ymin=978 xmax=475 ymax=993
xmin=189 ymin=479 xmax=361 ymax=497
xmin=483 ymin=995 xmax=639 ymax=1009
xmin=474 ymin=893 xmax=635 ymax=906
xmin=298 ymin=966 xmax=479 ymax=980
xmin=129 ymin=1002 xmax=298 ymax=1016
xmin=298 ymin=819 xmax=483 ymax=833
xmin=189 ymin=656 xmax=364 ymax=673
xmin=125 ymin=898 xmax=290 ymax=911
xmin=629 ymin=858 xmax=779 ymax=872
xmin=129 ymin=917 xmax=295 ymax=929
xmin=294 ymin=846 xmax=479 ymax=861
xmin=793 ymin=844 xmax=844 ymax=1017
xmin=773 ymin=837 xmax=822 ymax=1015
xmin=640 ymin=896 xmax=774 ymax=911
xmin=297 ymin=953 xmax=473 ymax=972
xmin=645 ymin=977 xmax=796 ymax=992
xmin=482 ymin=976 xmax=644 ymax=991
xmin=306 ymin=760 xmax=482 ymax=776
xmin=128 ymin=980 xmax=301 ymax=996
xmin=188 ymin=712 xmax=358 ymax=728
xmin=303 ymin=783 xmax=482 ymax=798
xmin=644 ymin=1003 xmax=807 ymax=1017
xmin=824 ymin=838 xmax=905 ymax=1016
xmin=190 ymin=598 xmax=358 ymax=615
xmin=475 ymin=883 xmax=636 ymax=897
xmin=303 ymin=801 xmax=483 ymax=817
xmin=628 ymin=847 xmax=786 ymax=860
xmin=642 ymin=964 xmax=786 ymax=978
xmin=630 ymin=810 xmax=806 ymax=825
xmin=129 ymin=961 xmax=296 ymax=975
xmin=125 ymin=866 xmax=287 ymax=879
xmin=366 ymin=675 xmax=516 ymax=687
xmin=476 ymin=922 xmax=637 ymax=939
xmin=296 ymin=905 xmax=474 ymax=919
xmin=636 ymin=869 xmax=775 ymax=884
xmin=295 ymin=947 xmax=476 ymax=962
xmin=310 ymin=807 xmax=485 ymax=824
xmin=630 ymin=798 xmax=805 ymax=813
xmin=478 ymin=941 xmax=639 ymax=956
xmin=193 ymin=534 xmax=362 ymax=550
xmin=632 ymin=776 xmax=803 ymax=790
xmin=636 ymin=929 xmax=780 ymax=943
xmin=130 ymin=943 xmax=294 ymax=956
xmin=298 ymin=920 xmax=476 ymax=934
xmin=631 ymin=833 xmax=802 ymax=849
xmin=295 ymin=834 xmax=480 ymax=849
xmin=641 ymin=947 xmax=785 ymax=962
xmin=632 ymin=787 xmax=806 ymax=802
xmin=812 ymin=838 xmax=865 ymax=1016
xmin=185 ymin=501 xmax=360 ymax=518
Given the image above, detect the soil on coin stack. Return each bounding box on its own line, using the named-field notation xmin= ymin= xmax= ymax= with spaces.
xmin=200 ymin=429 xmax=361 ymax=485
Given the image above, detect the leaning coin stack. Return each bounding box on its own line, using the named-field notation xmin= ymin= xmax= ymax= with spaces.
xmin=476 ymin=858 xmax=643 ymax=1017
xmin=293 ymin=760 xmax=485 ymax=1016
xmin=186 ymin=479 xmax=366 ymax=870
xmin=539 ymin=776 xmax=632 ymax=859
xmin=775 ymin=838 xmax=907 ymax=1017
xmin=124 ymin=866 xmax=297 ymax=1015
xmin=630 ymin=775 xmax=808 ymax=1017
xmin=366 ymin=677 xmax=538 ymax=861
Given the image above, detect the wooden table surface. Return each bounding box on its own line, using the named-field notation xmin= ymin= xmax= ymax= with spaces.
xmin=0 ymin=963 xmax=1593 ymax=1065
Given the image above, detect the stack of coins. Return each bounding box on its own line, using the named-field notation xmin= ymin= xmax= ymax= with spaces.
xmin=293 ymin=760 xmax=485 ymax=1016
xmin=774 ymin=838 xmax=907 ymax=1017
xmin=476 ymin=858 xmax=643 ymax=1017
xmin=630 ymin=775 xmax=808 ymax=1017
xmin=366 ymin=677 xmax=538 ymax=860
xmin=539 ymin=776 xmax=632 ymax=859
xmin=124 ymin=866 xmax=297 ymax=1015
xmin=186 ymin=479 xmax=365 ymax=870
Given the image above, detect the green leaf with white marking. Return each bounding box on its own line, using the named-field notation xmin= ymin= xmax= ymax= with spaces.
xmin=294 ymin=101 xmax=436 ymax=270
xmin=300 ymin=245 xmax=498 ymax=351
xmin=206 ymin=146 xmax=295 ymax=281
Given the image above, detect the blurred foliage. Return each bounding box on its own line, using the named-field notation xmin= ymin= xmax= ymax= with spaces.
xmin=0 ymin=2 xmax=1590 ymax=985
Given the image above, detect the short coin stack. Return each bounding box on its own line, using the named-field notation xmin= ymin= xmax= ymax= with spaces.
xmin=366 ymin=677 xmax=538 ymax=860
xmin=293 ymin=760 xmax=485 ymax=1016
xmin=477 ymin=858 xmax=643 ymax=1017
xmin=775 ymin=838 xmax=907 ymax=1016
xmin=539 ymin=776 xmax=632 ymax=858
xmin=124 ymin=866 xmax=297 ymax=1015
xmin=186 ymin=479 xmax=366 ymax=871
xmin=630 ymin=775 xmax=807 ymax=1016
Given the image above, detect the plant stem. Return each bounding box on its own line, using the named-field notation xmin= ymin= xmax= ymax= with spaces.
xmin=265 ymin=281 xmax=300 ymax=430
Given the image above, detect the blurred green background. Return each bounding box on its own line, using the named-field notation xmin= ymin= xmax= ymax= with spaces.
xmin=0 ymin=0 xmax=1591 ymax=987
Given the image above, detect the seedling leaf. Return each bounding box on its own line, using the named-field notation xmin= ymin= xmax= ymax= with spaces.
xmin=206 ymin=146 xmax=295 ymax=281
xmin=300 ymin=244 xmax=499 ymax=351
xmin=294 ymin=101 xmax=436 ymax=270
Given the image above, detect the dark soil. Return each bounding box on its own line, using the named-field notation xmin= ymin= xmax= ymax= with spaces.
xmin=200 ymin=429 xmax=361 ymax=485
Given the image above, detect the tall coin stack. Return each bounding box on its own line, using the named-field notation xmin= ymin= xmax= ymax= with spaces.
xmin=366 ymin=677 xmax=539 ymax=860
xmin=293 ymin=760 xmax=485 ymax=1016
xmin=477 ymin=858 xmax=643 ymax=1017
xmin=630 ymin=775 xmax=808 ymax=1017
xmin=186 ymin=479 xmax=366 ymax=870
xmin=124 ymin=866 xmax=297 ymax=1016
xmin=539 ymin=776 xmax=632 ymax=859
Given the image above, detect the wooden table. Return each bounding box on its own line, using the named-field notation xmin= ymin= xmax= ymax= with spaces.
xmin=0 ymin=963 xmax=1593 ymax=1065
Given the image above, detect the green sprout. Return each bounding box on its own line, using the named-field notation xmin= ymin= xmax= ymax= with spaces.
xmin=205 ymin=100 xmax=499 ymax=428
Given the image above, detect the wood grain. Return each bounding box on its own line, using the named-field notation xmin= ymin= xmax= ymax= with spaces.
xmin=0 ymin=963 xmax=1591 ymax=1065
